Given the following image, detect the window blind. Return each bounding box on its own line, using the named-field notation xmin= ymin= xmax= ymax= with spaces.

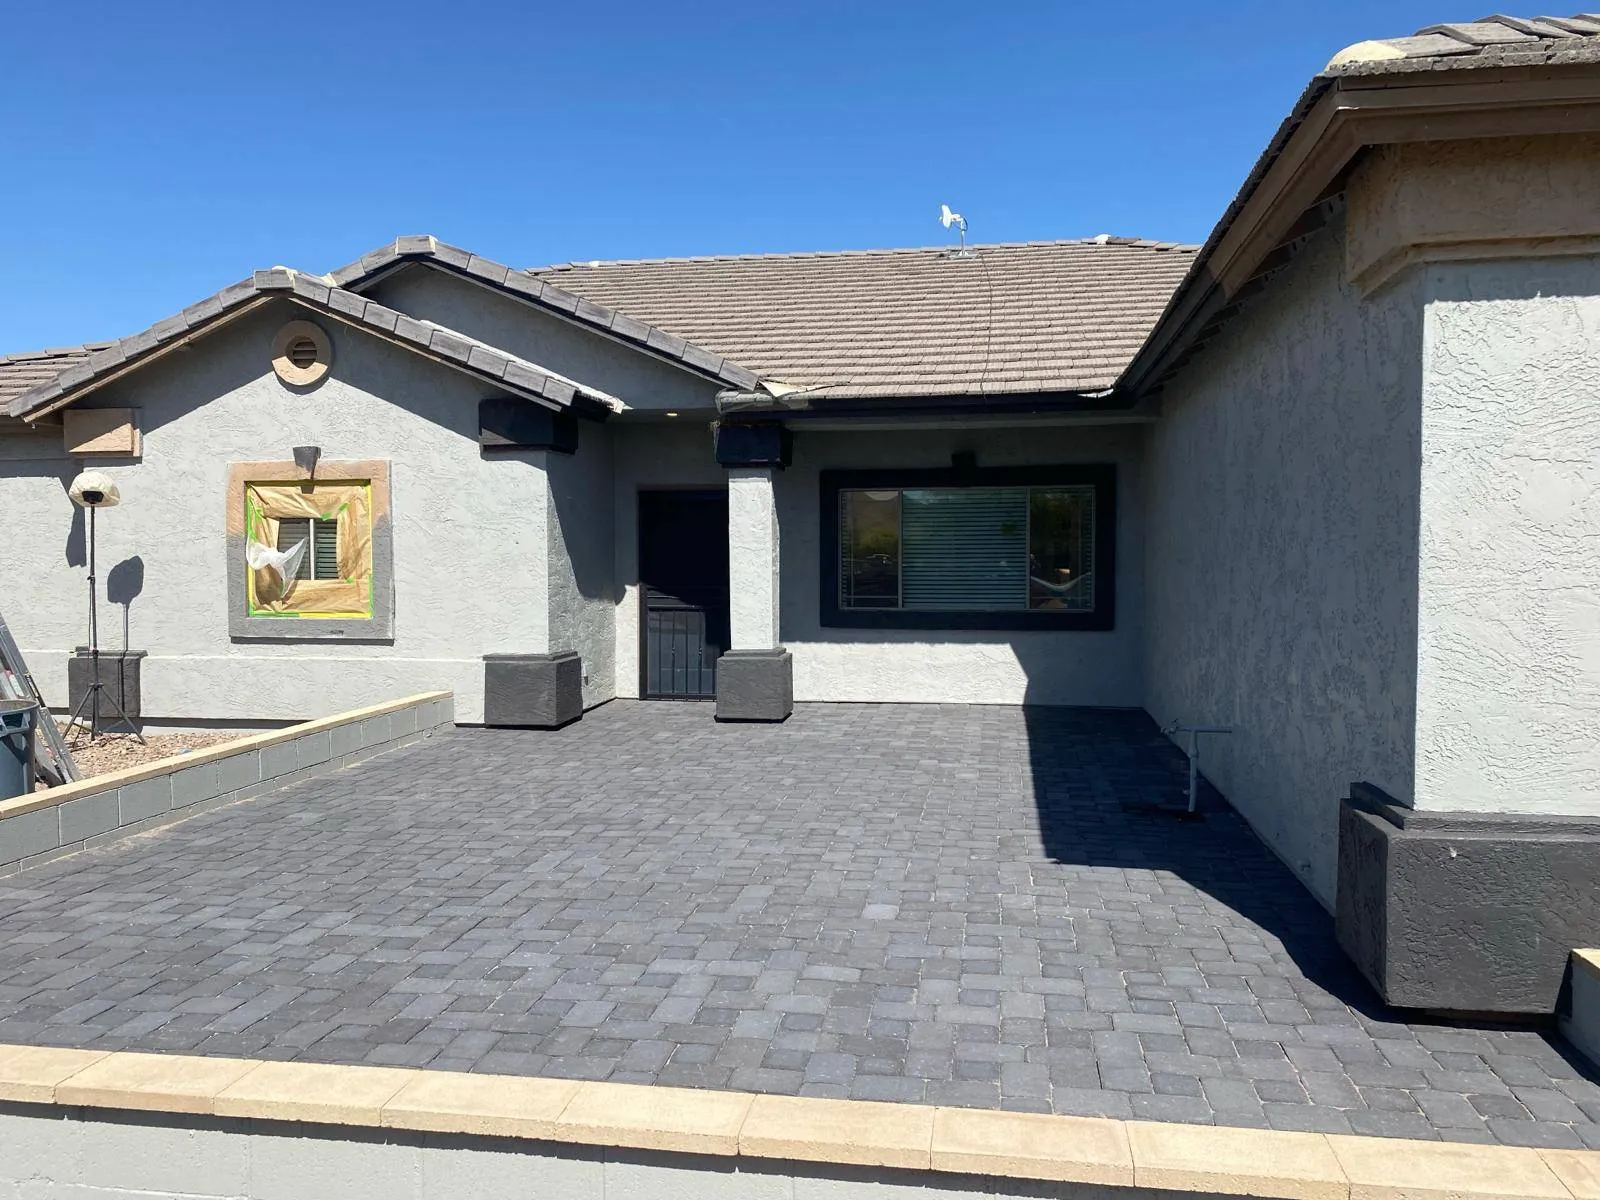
xmin=276 ymin=517 xmax=340 ymax=581
xmin=901 ymin=488 xmax=1028 ymax=610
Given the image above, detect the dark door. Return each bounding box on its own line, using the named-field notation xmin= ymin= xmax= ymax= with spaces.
xmin=639 ymin=490 xmax=729 ymax=700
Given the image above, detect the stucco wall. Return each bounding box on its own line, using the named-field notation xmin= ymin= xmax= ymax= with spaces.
xmin=1414 ymin=255 xmax=1600 ymax=815
xmin=363 ymin=266 xmax=721 ymax=412
xmin=545 ymin=420 xmax=618 ymax=708
xmin=0 ymin=301 xmax=551 ymax=724
xmin=1346 ymin=134 xmax=1600 ymax=294
xmin=608 ymin=419 xmax=1147 ymax=706
xmin=781 ymin=424 xmax=1147 ymax=707
xmin=1143 ymin=219 xmax=1423 ymax=906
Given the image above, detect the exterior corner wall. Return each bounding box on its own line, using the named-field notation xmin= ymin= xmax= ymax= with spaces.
xmin=545 ymin=420 xmax=618 ymax=708
xmin=1143 ymin=218 xmax=1423 ymax=906
xmin=727 ymin=467 xmax=780 ymax=650
xmin=1414 ymin=254 xmax=1600 ymax=817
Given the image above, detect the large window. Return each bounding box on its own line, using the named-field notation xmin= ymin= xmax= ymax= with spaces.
xmin=822 ymin=465 xmax=1115 ymax=630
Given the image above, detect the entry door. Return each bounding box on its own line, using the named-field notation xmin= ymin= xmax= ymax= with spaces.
xmin=639 ymin=490 xmax=730 ymax=700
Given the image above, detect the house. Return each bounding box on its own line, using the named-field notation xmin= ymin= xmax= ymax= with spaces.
xmin=3 ymin=13 xmax=1599 ymax=1015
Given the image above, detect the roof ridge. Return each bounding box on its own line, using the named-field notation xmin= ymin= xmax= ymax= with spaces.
xmin=528 ymin=237 xmax=1200 ymax=273
xmin=0 ymin=342 xmax=113 ymax=364
xmin=1326 ymin=12 xmax=1600 ymax=71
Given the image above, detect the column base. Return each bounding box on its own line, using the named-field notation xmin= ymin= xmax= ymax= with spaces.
xmin=68 ymin=648 xmax=146 ymax=729
xmin=1337 ymin=783 xmax=1600 ymax=1015
xmin=715 ymin=648 xmax=793 ymax=723
xmin=483 ymin=651 xmax=583 ymax=729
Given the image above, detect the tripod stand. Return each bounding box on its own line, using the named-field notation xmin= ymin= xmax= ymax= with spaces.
xmin=64 ymin=505 xmax=144 ymax=745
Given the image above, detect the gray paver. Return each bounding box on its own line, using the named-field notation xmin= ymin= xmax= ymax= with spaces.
xmin=0 ymin=701 xmax=1595 ymax=1148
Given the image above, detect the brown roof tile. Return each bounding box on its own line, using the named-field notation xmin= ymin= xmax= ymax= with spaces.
xmin=1325 ymin=12 xmax=1600 ymax=73
xmin=0 ymin=344 xmax=111 ymax=411
xmin=528 ymin=238 xmax=1197 ymax=399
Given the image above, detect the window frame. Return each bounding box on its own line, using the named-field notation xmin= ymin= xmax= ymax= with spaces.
xmin=819 ymin=464 xmax=1117 ymax=631
xmin=227 ymin=458 xmax=394 ymax=643
xmin=275 ymin=515 xmax=341 ymax=582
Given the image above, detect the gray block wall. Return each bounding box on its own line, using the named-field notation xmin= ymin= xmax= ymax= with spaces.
xmin=0 ymin=695 xmax=453 ymax=876
xmin=0 ymin=1105 xmax=1192 ymax=1200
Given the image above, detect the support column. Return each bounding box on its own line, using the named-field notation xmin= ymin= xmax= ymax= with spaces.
xmin=716 ymin=442 xmax=793 ymax=721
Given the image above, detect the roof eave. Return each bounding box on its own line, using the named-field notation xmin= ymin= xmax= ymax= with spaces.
xmin=1120 ymin=57 xmax=1600 ymax=397
xmin=330 ymin=238 xmax=774 ymax=399
xmin=7 ymin=272 xmax=616 ymax=422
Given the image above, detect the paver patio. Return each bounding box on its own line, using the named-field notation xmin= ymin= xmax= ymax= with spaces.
xmin=0 ymin=701 xmax=1596 ymax=1147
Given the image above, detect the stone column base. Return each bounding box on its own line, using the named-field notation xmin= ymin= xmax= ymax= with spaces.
xmin=67 ymin=648 xmax=146 ymax=728
xmin=715 ymin=648 xmax=793 ymax=723
xmin=1337 ymin=782 xmax=1600 ymax=1015
xmin=483 ymin=651 xmax=583 ymax=729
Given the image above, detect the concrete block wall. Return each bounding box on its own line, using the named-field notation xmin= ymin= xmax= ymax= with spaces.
xmin=0 ymin=1106 xmax=1224 ymax=1200
xmin=0 ymin=692 xmax=453 ymax=876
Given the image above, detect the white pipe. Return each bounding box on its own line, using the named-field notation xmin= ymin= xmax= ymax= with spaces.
xmin=1162 ymin=722 xmax=1233 ymax=813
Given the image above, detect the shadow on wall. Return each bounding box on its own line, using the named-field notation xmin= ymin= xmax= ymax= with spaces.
xmin=106 ymin=556 xmax=145 ymax=653
xmin=1010 ymin=641 xmax=1387 ymax=1018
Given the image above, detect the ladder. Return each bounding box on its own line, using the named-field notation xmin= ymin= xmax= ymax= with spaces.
xmin=0 ymin=608 xmax=78 ymax=786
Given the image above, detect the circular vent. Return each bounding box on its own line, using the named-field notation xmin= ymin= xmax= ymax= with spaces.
xmin=271 ymin=320 xmax=332 ymax=386
xmin=286 ymin=336 xmax=319 ymax=369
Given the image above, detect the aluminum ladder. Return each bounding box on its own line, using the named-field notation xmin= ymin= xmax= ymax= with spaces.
xmin=0 ymin=608 xmax=78 ymax=786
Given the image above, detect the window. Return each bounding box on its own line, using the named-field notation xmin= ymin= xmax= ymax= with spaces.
xmin=822 ymin=465 xmax=1115 ymax=630
xmin=275 ymin=517 xmax=341 ymax=581
xmin=243 ymin=479 xmax=374 ymax=618
xmin=228 ymin=458 xmax=393 ymax=640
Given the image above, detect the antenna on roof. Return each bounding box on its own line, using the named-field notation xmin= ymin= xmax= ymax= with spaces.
xmin=939 ymin=204 xmax=973 ymax=258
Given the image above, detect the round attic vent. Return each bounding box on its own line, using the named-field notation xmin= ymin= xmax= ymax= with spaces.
xmin=271 ymin=320 xmax=333 ymax=386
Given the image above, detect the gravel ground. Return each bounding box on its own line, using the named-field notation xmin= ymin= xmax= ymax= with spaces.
xmin=50 ymin=727 xmax=240 ymax=783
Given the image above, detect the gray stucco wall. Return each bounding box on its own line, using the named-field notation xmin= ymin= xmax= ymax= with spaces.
xmin=545 ymin=420 xmax=618 ymax=708
xmin=780 ymin=424 xmax=1147 ymax=707
xmin=363 ymin=266 xmax=722 ymax=412
xmin=609 ymin=419 xmax=1147 ymax=707
xmin=0 ymin=301 xmax=548 ymax=724
xmin=1142 ymin=219 xmax=1423 ymax=906
xmin=1415 ymin=256 xmax=1600 ymax=817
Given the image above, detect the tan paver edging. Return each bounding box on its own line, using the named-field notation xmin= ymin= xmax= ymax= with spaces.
xmin=1 ymin=1045 xmax=1596 ymax=1198
xmin=0 ymin=691 xmax=453 ymax=874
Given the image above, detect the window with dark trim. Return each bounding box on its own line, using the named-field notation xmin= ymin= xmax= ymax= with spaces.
xmin=820 ymin=465 xmax=1116 ymax=630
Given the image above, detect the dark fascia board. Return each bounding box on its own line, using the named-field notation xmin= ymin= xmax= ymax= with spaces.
xmin=8 ymin=269 xmax=616 ymax=421
xmin=717 ymin=389 xmax=1136 ymax=421
xmin=1121 ymin=60 xmax=1600 ymax=398
xmin=327 ymin=236 xmax=769 ymax=396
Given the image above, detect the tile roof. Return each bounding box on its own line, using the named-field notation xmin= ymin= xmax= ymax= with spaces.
xmin=329 ymin=236 xmax=766 ymax=395
xmin=0 ymin=344 xmax=111 ymax=412
xmin=1325 ymin=13 xmax=1600 ymax=74
xmin=6 ymin=270 xmax=619 ymax=420
xmin=527 ymin=238 xmax=1198 ymax=400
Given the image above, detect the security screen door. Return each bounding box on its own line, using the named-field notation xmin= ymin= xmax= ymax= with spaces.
xmin=638 ymin=489 xmax=730 ymax=699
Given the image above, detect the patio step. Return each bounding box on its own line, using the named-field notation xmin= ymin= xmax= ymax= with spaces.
xmin=1560 ymin=950 xmax=1600 ymax=1067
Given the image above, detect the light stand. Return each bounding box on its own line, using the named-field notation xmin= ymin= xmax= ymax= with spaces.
xmin=64 ymin=472 xmax=143 ymax=746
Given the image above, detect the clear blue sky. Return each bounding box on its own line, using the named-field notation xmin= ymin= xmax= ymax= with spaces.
xmin=2 ymin=1 xmax=1451 ymax=350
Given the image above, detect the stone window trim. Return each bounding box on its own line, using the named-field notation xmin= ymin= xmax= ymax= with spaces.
xmin=818 ymin=463 xmax=1118 ymax=632
xmin=226 ymin=458 xmax=394 ymax=642
xmin=271 ymin=319 xmax=333 ymax=387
